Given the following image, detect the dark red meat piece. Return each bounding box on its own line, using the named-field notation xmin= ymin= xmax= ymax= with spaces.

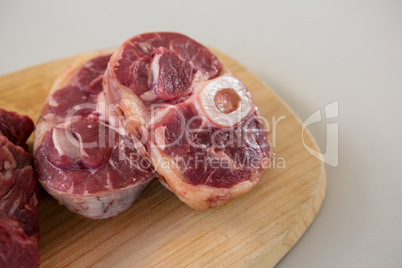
xmin=0 ymin=108 xmax=34 ymax=151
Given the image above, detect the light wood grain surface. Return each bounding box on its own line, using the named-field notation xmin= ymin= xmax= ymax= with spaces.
xmin=0 ymin=49 xmax=326 ymax=268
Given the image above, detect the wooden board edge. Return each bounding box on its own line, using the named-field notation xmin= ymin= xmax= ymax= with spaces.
xmin=253 ymin=167 xmax=327 ymax=267
xmin=211 ymin=50 xmax=329 ymax=267
xmin=204 ymin=49 xmax=328 ymax=267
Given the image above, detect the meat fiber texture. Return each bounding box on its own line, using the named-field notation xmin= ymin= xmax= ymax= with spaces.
xmin=0 ymin=108 xmax=34 ymax=151
xmin=0 ymin=111 xmax=41 ymax=267
xmin=0 ymin=211 xmax=40 ymax=268
xmin=34 ymin=49 xmax=155 ymax=219
xmin=104 ymin=32 xmax=273 ymax=210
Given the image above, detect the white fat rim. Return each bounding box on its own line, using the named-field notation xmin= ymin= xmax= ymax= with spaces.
xmin=199 ymin=75 xmax=253 ymax=127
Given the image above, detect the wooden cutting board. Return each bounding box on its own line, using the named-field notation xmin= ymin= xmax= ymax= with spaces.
xmin=0 ymin=49 xmax=326 ymax=267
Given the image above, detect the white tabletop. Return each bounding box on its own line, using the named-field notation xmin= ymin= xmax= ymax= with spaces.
xmin=1 ymin=1 xmax=401 ymax=267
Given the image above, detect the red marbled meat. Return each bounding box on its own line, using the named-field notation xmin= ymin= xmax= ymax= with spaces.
xmin=0 ymin=113 xmax=40 ymax=267
xmin=104 ymin=32 xmax=272 ymax=210
xmin=0 ymin=108 xmax=34 ymax=151
xmin=0 ymin=136 xmax=40 ymax=243
xmin=34 ymin=51 xmax=155 ymax=219
xmin=0 ymin=211 xmax=41 ymax=268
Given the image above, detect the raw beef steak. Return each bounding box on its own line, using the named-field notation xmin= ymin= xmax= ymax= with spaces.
xmin=34 ymin=50 xmax=155 ymax=219
xmin=0 ymin=108 xmax=34 ymax=151
xmin=0 ymin=136 xmax=40 ymax=244
xmin=0 ymin=211 xmax=41 ymax=268
xmin=0 ymin=111 xmax=40 ymax=267
xmin=104 ymin=32 xmax=272 ymax=210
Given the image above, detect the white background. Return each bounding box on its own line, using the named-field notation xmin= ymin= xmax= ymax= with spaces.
xmin=1 ymin=0 xmax=401 ymax=267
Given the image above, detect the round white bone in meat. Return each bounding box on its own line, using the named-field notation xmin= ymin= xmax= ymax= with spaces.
xmin=198 ymin=75 xmax=254 ymax=128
